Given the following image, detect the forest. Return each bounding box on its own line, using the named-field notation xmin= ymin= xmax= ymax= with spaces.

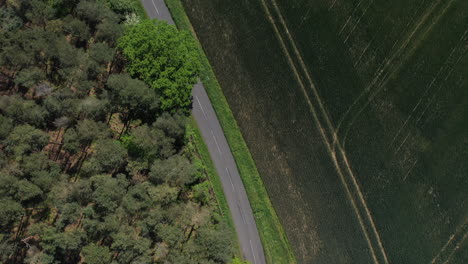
xmin=0 ymin=0 xmax=235 ymax=263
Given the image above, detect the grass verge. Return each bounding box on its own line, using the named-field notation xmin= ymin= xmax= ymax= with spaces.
xmin=130 ymin=0 xmax=149 ymax=19
xmin=166 ymin=0 xmax=297 ymax=263
xmin=186 ymin=117 xmax=240 ymax=256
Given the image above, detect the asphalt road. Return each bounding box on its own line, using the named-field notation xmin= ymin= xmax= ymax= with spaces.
xmin=140 ymin=1 xmax=266 ymax=263
xmin=141 ymin=0 xmax=175 ymax=24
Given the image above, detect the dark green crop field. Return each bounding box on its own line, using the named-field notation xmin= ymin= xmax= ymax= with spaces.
xmin=181 ymin=0 xmax=467 ymax=263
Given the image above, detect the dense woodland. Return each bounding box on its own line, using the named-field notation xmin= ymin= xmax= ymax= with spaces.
xmin=0 ymin=0 xmax=234 ymax=263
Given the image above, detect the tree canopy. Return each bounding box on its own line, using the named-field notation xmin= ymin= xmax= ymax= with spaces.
xmin=118 ymin=19 xmax=200 ymax=111
xmin=0 ymin=1 xmax=233 ymax=263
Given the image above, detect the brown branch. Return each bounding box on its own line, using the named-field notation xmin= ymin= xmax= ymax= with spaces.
xmin=21 ymin=236 xmax=35 ymax=248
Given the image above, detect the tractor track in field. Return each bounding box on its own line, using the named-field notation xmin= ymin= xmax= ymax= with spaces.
xmin=389 ymin=31 xmax=467 ymax=154
xmin=335 ymin=0 xmax=457 ymax=148
xmin=430 ymin=219 xmax=468 ymax=264
xmin=259 ymin=0 xmax=390 ymax=263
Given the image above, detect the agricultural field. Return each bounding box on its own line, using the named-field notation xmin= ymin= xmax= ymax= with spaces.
xmin=181 ymin=0 xmax=467 ymax=263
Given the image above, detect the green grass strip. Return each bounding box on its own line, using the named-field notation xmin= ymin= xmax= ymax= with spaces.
xmin=187 ymin=117 xmax=240 ymax=256
xmin=166 ymin=1 xmax=297 ymax=263
xmin=130 ymin=0 xmax=149 ymax=19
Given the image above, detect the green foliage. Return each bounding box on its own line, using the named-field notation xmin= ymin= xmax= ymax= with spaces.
xmin=0 ymin=115 xmax=13 ymax=140
xmin=76 ymin=97 xmax=109 ymax=120
xmin=95 ymin=19 xmax=124 ymax=46
xmin=89 ymin=42 xmax=114 ymax=65
xmin=0 ymin=6 xmax=23 ymax=31
xmin=16 ymin=179 xmax=43 ymax=203
xmin=0 ymin=173 xmax=18 ymax=199
xmin=0 ymin=236 xmax=17 ymax=263
xmin=57 ymin=202 xmax=81 ymax=229
xmin=49 ymin=0 xmax=81 ymax=18
xmin=82 ymin=210 xmax=121 ymax=240
xmin=91 ymin=175 xmax=127 ymax=214
xmin=149 ymin=154 xmax=196 ymax=186
xmin=104 ymin=0 xmax=136 ymax=15
xmin=121 ymin=183 xmax=152 ymax=216
xmin=91 ymin=139 xmax=127 ymax=173
xmin=192 ymin=181 xmax=210 ymax=204
xmin=76 ymin=119 xmax=110 ymax=146
xmin=196 ymin=225 xmax=232 ymax=263
xmin=186 ymin=119 xmax=239 ymax=252
xmin=118 ymin=19 xmax=200 ymax=111
xmin=76 ymin=0 xmax=117 ymax=26
xmin=22 ymin=158 xmax=53 ymax=180
xmin=136 ymin=207 xmax=163 ymax=237
xmin=127 ymin=124 xmax=174 ymax=161
xmin=63 ymin=15 xmax=91 ymax=42
xmin=67 ymin=180 xmax=93 ymax=206
xmin=231 ymin=258 xmax=251 ymax=264
xmin=81 ymin=243 xmax=111 ymax=264
xmin=25 ymin=0 xmax=56 ymax=26
xmin=63 ymin=128 xmax=81 ymax=154
xmin=106 ymin=73 xmax=158 ymax=123
xmin=0 ymin=1 xmax=235 ymax=263
xmin=111 ymin=229 xmax=152 ymax=263
xmin=0 ymin=95 xmax=47 ymax=127
xmin=21 ymin=152 xmax=60 ymax=178
xmin=146 ymin=183 xmax=179 ymax=205
xmin=155 ymin=111 xmax=186 ymax=146
xmin=43 ymin=96 xmax=73 ymax=121
xmin=15 ymin=67 xmax=47 ymax=88
xmin=3 ymin=124 xmax=49 ymax=158
xmin=30 ymin=223 xmax=86 ymax=256
xmin=0 ymin=198 xmax=23 ymax=229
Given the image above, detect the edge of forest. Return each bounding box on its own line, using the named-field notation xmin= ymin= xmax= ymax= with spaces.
xmin=186 ymin=117 xmax=241 ymax=256
xmin=133 ymin=0 xmax=241 ymax=258
xmin=165 ymin=0 xmax=297 ymax=263
xmin=130 ymin=0 xmax=149 ymax=19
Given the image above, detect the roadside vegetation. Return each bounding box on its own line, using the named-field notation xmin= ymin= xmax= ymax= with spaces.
xmin=165 ymin=0 xmax=297 ymax=263
xmin=186 ymin=118 xmax=239 ymax=253
xmin=0 ymin=0 xmax=235 ymax=263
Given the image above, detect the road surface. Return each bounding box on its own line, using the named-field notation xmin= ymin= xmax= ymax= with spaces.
xmin=140 ymin=1 xmax=267 ymax=263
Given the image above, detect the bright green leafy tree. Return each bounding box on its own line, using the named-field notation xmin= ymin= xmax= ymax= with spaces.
xmin=118 ymin=19 xmax=200 ymax=111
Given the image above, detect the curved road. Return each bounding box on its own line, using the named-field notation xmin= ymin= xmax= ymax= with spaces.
xmin=140 ymin=1 xmax=266 ymax=263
